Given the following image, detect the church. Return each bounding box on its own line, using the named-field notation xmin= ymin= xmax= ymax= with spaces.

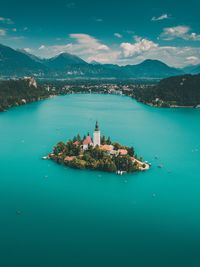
xmin=82 ymin=121 xmax=101 ymax=150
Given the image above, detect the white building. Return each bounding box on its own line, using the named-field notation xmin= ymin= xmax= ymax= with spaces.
xmin=24 ymin=77 xmax=37 ymax=88
xmin=83 ymin=134 xmax=93 ymax=150
xmin=93 ymin=121 xmax=101 ymax=147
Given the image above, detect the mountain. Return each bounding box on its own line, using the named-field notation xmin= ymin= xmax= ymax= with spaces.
xmin=191 ymin=64 xmax=200 ymax=74
xmin=183 ymin=64 xmax=200 ymax=74
xmin=18 ymin=49 xmax=44 ymax=64
xmin=0 ymin=43 xmax=185 ymax=79
xmin=90 ymin=60 xmax=102 ymax=65
xmin=122 ymin=59 xmax=184 ymax=78
xmin=43 ymin=52 xmax=87 ymax=70
xmin=0 ymin=44 xmax=47 ymax=76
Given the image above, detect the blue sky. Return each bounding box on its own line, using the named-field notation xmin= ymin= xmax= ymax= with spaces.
xmin=0 ymin=0 xmax=200 ymax=67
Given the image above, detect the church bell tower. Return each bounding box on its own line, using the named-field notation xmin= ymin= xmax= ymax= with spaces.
xmin=93 ymin=121 xmax=101 ymax=147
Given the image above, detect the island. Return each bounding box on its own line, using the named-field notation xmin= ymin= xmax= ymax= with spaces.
xmin=48 ymin=122 xmax=150 ymax=174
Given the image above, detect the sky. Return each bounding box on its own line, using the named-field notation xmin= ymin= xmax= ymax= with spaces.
xmin=0 ymin=0 xmax=200 ymax=67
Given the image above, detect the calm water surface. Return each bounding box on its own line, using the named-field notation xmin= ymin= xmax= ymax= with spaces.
xmin=1 ymin=94 xmax=200 ymax=267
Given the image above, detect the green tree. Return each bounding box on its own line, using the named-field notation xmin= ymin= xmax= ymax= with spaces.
xmin=101 ymin=135 xmax=106 ymax=145
xmin=106 ymin=136 xmax=112 ymax=145
xmin=77 ymin=134 xmax=81 ymax=141
xmin=127 ymin=146 xmax=134 ymax=157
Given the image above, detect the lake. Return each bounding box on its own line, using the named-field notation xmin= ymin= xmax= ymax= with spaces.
xmin=1 ymin=94 xmax=200 ymax=267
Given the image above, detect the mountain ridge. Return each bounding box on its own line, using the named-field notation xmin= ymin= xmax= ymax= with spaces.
xmin=0 ymin=43 xmax=186 ymax=78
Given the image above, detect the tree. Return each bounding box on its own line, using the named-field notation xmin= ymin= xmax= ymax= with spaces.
xmin=54 ymin=142 xmax=66 ymax=155
xmin=113 ymin=142 xmax=123 ymax=150
xmin=69 ymin=158 xmax=86 ymax=169
xmin=77 ymin=134 xmax=81 ymax=141
xmin=106 ymin=136 xmax=112 ymax=145
xmin=114 ymin=155 xmax=136 ymax=172
xmin=101 ymin=135 xmax=106 ymax=145
xmin=127 ymin=146 xmax=134 ymax=157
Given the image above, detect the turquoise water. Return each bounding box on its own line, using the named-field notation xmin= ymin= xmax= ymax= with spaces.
xmin=1 ymin=94 xmax=200 ymax=267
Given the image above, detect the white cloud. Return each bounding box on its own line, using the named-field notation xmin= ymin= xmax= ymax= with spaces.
xmin=185 ymin=56 xmax=200 ymax=65
xmin=114 ymin=33 xmax=123 ymax=38
xmin=0 ymin=17 xmax=13 ymax=24
xmin=119 ymin=42 xmax=200 ymax=68
xmin=161 ymin=26 xmax=200 ymax=41
xmin=120 ymin=37 xmax=158 ymax=57
xmin=69 ymin=33 xmax=109 ymax=51
xmin=23 ymin=48 xmax=33 ymax=53
xmin=24 ymin=33 xmax=200 ymax=67
xmin=152 ymin=14 xmax=169 ymax=21
xmin=32 ymin=34 xmax=119 ymax=64
xmin=189 ymin=32 xmax=200 ymax=41
xmin=0 ymin=29 xmax=6 ymax=36
xmin=39 ymin=45 xmax=46 ymax=50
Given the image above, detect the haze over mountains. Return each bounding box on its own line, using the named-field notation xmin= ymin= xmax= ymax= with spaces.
xmin=0 ymin=43 xmax=199 ymax=79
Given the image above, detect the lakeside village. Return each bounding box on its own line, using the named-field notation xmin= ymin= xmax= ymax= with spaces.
xmin=47 ymin=122 xmax=150 ymax=175
xmin=0 ymin=77 xmax=156 ymax=112
xmin=43 ymin=81 xmax=154 ymax=97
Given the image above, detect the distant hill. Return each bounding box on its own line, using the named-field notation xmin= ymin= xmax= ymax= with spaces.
xmin=191 ymin=65 xmax=200 ymax=74
xmin=43 ymin=53 xmax=87 ymax=70
xmin=183 ymin=64 xmax=200 ymax=74
xmin=19 ymin=49 xmax=44 ymax=64
xmin=0 ymin=44 xmax=47 ymax=76
xmin=0 ymin=43 xmax=185 ymax=79
xmin=90 ymin=60 xmax=102 ymax=65
xmin=132 ymin=74 xmax=200 ymax=107
xmin=122 ymin=59 xmax=183 ymax=78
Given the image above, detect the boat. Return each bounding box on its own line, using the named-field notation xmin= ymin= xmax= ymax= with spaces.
xmin=42 ymin=156 xmax=49 ymax=160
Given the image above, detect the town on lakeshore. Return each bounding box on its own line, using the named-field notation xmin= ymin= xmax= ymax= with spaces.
xmin=1 ymin=73 xmax=200 ymax=112
xmin=48 ymin=122 xmax=150 ymax=174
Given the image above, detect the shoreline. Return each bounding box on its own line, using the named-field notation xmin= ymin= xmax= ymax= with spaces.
xmin=145 ymin=102 xmax=200 ymax=109
xmin=48 ymin=153 xmax=150 ymax=175
xmin=1 ymin=89 xmax=200 ymax=112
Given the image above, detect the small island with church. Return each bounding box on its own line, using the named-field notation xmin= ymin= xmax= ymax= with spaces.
xmin=48 ymin=122 xmax=150 ymax=174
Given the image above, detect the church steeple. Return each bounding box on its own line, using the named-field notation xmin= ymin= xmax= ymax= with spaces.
xmin=93 ymin=121 xmax=101 ymax=147
xmin=95 ymin=121 xmax=99 ymax=131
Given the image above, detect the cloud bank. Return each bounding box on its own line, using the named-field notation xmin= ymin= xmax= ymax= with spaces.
xmin=24 ymin=32 xmax=200 ymax=67
xmin=161 ymin=26 xmax=200 ymax=41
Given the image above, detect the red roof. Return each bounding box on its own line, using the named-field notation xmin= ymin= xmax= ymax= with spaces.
xmin=83 ymin=135 xmax=92 ymax=145
xmin=118 ymin=149 xmax=128 ymax=155
xmin=73 ymin=141 xmax=80 ymax=146
xmin=64 ymin=156 xmax=75 ymax=161
xmin=100 ymin=145 xmax=114 ymax=151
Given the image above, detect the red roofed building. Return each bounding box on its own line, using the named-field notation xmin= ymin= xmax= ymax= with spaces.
xmin=100 ymin=145 xmax=114 ymax=152
xmin=64 ymin=156 xmax=75 ymax=162
xmin=118 ymin=149 xmax=128 ymax=156
xmin=73 ymin=141 xmax=80 ymax=146
xmin=83 ymin=134 xmax=93 ymax=150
